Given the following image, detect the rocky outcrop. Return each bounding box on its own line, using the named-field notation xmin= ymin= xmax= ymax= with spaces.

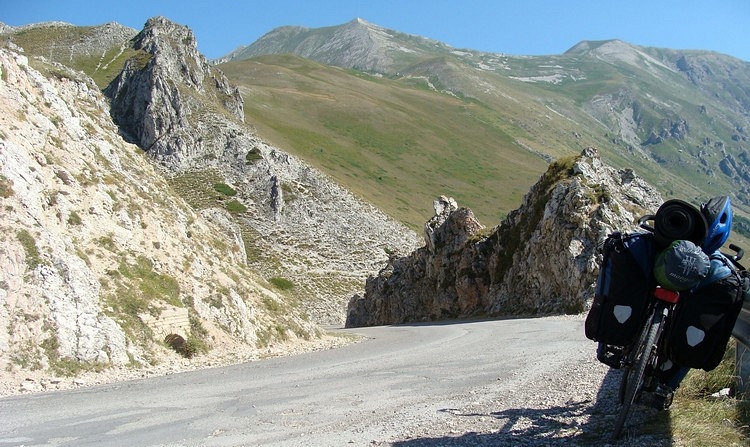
xmin=105 ymin=16 xmax=244 ymax=170
xmin=346 ymin=147 xmax=663 ymax=327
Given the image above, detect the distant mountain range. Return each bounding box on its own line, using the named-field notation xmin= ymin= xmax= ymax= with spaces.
xmin=216 ymin=18 xmax=750 ymax=236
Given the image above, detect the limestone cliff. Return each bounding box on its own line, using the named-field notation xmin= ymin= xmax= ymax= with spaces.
xmin=0 ymin=49 xmax=320 ymax=386
xmin=0 ymin=16 xmax=419 ymax=391
xmin=346 ymin=148 xmax=664 ymax=326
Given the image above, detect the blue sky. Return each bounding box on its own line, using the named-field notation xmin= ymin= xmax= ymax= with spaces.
xmin=2 ymin=1 xmax=749 ymax=61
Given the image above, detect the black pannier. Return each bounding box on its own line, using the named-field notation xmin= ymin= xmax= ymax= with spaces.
xmin=585 ymin=231 xmax=657 ymax=347
xmin=668 ymin=254 xmax=748 ymax=371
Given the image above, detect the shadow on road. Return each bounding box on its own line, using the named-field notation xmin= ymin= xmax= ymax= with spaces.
xmin=391 ymin=367 xmax=674 ymax=446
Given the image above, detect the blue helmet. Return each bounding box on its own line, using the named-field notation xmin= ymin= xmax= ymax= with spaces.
xmin=700 ymin=196 xmax=732 ymax=254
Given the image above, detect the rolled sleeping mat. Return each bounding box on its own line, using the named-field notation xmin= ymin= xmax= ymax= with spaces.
xmin=653 ymin=199 xmax=708 ymax=248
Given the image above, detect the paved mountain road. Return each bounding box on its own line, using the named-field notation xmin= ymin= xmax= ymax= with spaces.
xmin=1 ymin=316 xmax=659 ymax=446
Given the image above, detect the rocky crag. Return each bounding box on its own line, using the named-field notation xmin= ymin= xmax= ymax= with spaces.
xmin=103 ymin=17 xmax=420 ymax=325
xmin=346 ymin=147 xmax=664 ymax=327
xmin=105 ymin=17 xmax=245 ymax=169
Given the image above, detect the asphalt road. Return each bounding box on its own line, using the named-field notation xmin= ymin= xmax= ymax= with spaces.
xmin=0 ymin=316 xmax=598 ymax=446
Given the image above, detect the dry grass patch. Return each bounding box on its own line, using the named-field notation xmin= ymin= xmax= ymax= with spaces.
xmin=666 ymin=341 xmax=749 ymax=446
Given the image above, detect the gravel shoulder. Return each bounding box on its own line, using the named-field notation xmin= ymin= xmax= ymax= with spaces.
xmin=380 ymin=339 xmax=672 ymax=446
xmin=0 ymin=332 xmax=361 ymax=397
xmin=365 ymin=315 xmax=674 ymax=447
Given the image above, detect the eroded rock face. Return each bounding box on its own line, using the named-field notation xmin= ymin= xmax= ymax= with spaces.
xmin=0 ymin=48 xmax=322 ymax=380
xmin=346 ymin=147 xmax=663 ymax=327
xmin=105 ymin=16 xmax=244 ymax=170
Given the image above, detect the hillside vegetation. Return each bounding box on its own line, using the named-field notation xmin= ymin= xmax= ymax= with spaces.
xmin=221 ymin=19 xmax=750 ymax=237
xmin=220 ymin=54 xmax=547 ymax=228
xmin=0 ymin=48 xmax=329 ymax=390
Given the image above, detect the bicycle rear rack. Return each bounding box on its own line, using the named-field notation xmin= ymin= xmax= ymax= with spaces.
xmin=653 ymin=287 xmax=680 ymax=304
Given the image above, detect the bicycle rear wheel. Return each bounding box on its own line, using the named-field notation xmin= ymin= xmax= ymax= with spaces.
xmin=612 ymin=311 xmax=662 ymax=440
xmin=617 ymin=316 xmax=651 ymax=404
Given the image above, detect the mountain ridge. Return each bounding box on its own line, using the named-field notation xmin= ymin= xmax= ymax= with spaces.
xmin=4 ymin=15 xmax=750 ymax=231
xmin=213 ymin=18 xmax=750 ymax=237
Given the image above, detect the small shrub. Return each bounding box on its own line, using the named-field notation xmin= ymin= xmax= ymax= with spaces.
xmin=49 ymin=357 xmax=107 ymax=377
xmin=183 ymin=335 xmax=209 ymax=358
xmin=75 ymin=248 xmax=91 ymax=266
xmin=10 ymin=340 xmax=44 ymax=370
xmin=17 ymin=229 xmax=42 ymax=269
xmin=590 ymin=184 xmax=611 ymax=204
xmin=245 ymin=148 xmax=263 ymax=164
xmin=119 ymin=256 xmax=181 ymax=307
xmin=67 ymin=211 xmax=82 ymax=225
xmin=226 ymin=200 xmax=247 ymax=214
xmin=206 ymin=293 xmax=224 ymax=309
xmin=189 ymin=312 xmax=207 ymax=333
xmin=0 ymin=175 xmax=13 ymax=198
xmin=96 ymin=235 xmax=117 ymax=252
xmin=268 ymin=277 xmax=294 ymax=290
xmin=262 ymin=295 xmax=285 ymax=314
xmin=213 ymin=182 xmax=237 ymax=197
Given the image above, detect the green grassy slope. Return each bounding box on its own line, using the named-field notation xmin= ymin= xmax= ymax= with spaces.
xmin=2 ymin=24 xmax=139 ymax=88
xmin=220 ymin=55 xmax=551 ymax=229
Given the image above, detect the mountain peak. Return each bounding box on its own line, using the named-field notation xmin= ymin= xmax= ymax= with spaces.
xmin=564 ymin=39 xmax=674 ymax=74
xmin=564 ymin=39 xmax=629 ymax=55
xmin=351 ymin=17 xmax=372 ymax=26
xmin=220 ymin=18 xmax=454 ymax=73
xmin=220 ymin=18 xmax=400 ymax=72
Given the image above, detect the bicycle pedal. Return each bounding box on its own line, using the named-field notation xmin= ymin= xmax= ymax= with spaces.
xmin=597 ymin=344 xmax=624 ymax=368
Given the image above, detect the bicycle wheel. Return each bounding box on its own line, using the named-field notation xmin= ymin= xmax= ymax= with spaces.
xmin=617 ymin=316 xmax=652 ymax=404
xmin=612 ymin=312 xmax=663 ymax=440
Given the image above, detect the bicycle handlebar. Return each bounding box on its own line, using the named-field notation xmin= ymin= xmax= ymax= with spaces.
xmin=638 ymin=214 xmax=655 ymax=233
xmin=725 ymin=244 xmax=744 ymax=265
